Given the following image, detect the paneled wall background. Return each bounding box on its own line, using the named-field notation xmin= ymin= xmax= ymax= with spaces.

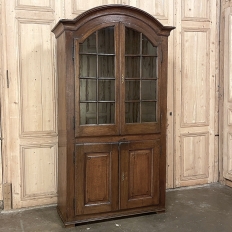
xmin=0 ymin=0 xmax=220 ymax=209
xmin=220 ymin=0 xmax=232 ymax=188
xmin=174 ymin=0 xmax=218 ymax=187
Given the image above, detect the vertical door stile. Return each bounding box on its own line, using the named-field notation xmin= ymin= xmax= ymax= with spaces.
xmin=119 ymin=22 xmax=125 ymax=135
xmin=115 ymin=22 xmax=121 ymax=134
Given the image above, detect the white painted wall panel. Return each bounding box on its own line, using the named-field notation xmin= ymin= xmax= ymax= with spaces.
xmin=182 ymin=0 xmax=210 ymax=20
xmin=174 ymin=0 xmax=217 ymax=187
xmin=181 ymin=29 xmax=209 ymax=126
xmin=17 ymin=0 xmax=51 ymax=7
xmin=72 ymin=0 xmax=118 ymax=14
xmin=21 ymin=145 xmax=57 ymax=199
xmin=126 ymin=0 xmax=167 ymax=19
xmin=181 ymin=133 xmax=209 ymax=181
xmin=19 ymin=21 xmax=56 ymax=135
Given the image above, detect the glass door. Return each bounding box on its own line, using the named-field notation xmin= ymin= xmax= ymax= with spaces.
xmin=121 ymin=26 xmax=161 ymax=135
xmin=75 ymin=24 xmax=161 ymax=137
xmin=75 ymin=25 xmax=120 ymax=137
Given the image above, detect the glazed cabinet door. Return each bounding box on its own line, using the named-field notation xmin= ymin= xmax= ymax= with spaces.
xmin=74 ymin=25 xmax=120 ymax=137
xmin=120 ymin=140 xmax=160 ymax=209
xmin=120 ymin=26 xmax=162 ymax=135
xmin=75 ymin=143 xmax=119 ymax=215
xmin=74 ymin=24 xmax=162 ymax=137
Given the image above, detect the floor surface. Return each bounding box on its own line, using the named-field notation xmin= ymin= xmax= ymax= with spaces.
xmin=0 ymin=183 xmax=232 ymax=232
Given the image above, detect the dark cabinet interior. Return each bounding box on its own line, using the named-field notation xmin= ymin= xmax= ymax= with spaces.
xmin=52 ymin=5 xmax=174 ymax=227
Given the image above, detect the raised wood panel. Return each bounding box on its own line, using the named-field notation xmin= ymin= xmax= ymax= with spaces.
xmin=228 ymin=109 xmax=232 ymax=125
xmin=182 ymin=0 xmax=210 ymax=21
xmin=75 ymin=143 xmax=118 ymax=215
xmin=21 ymin=144 xmax=57 ymax=200
xmin=129 ymin=149 xmax=152 ymax=200
xmin=16 ymin=0 xmax=54 ymax=12
xmin=18 ymin=20 xmax=57 ymax=136
xmin=120 ymin=140 xmax=160 ymax=209
xmin=227 ymin=134 xmax=232 ymax=175
xmin=72 ymin=0 xmax=118 ymax=14
xmin=85 ymin=152 xmax=110 ymax=205
xmin=181 ymin=29 xmax=210 ymax=127
xmin=127 ymin=0 xmax=168 ymax=19
xmin=181 ymin=133 xmax=209 ymax=181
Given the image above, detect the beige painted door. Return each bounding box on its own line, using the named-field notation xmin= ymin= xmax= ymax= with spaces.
xmin=2 ymin=0 xmax=65 ymax=208
xmin=174 ymin=0 xmax=218 ymax=187
xmin=221 ymin=6 xmax=232 ymax=186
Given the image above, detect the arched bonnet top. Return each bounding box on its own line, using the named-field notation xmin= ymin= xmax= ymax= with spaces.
xmin=52 ymin=4 xmax=175 ymax=38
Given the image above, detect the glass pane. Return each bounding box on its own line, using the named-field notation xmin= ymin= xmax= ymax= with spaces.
xmin=125 ymin=81 xmax=140 ymax=100
xmin=98 ymin=103 xmax=115 ymax=124
xmin=125 ymin=103 xmax=140 ymax=123
xmin=98 ymin=55 xmax=115 ymax=78
xmin=79 ymin=32 xmax=96 ymax=53
xmin=98 ymin=27 xmax=114 ymax=54
xmin=80 ymin=103 xmax=97 ymax=125
xmin=141 ymin=80 xmax=156 ymax=100
xmin=141 ymin=102 xmax=156 ymax=122
xmin=125 ymin=27 xmax=140 ymax=54
xmin=125 ymin=57 xmax=140 ymax=78
xmin=142 ymin=57 xmax=157 ymax=79
xmin=80 ymin=55 xmax=97 ymax=78
xmin=80 ymin=79 xmax=97 ymax=101
xmin=98 ymin=80 xmax=115 ymax=101
xmin=142 ymin=35 xmax=157 ymax=55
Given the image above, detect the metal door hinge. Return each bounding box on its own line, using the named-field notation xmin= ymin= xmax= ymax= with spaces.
xmin=122 ymin=172 xmax=125 ymax=181
xmin=73 ymin=198 xmax=75 ymax=209
xmin=73 ymin=151 xmax=75 ymax=165
xmin=73 ymin=116 xmax=75 ymax=130
xmin=6 ymin=70 xmax=9 ymax=88
xmin=72 ymin=43 xmax=75 ymax=61
xmin=160 ymin=49 xmax=163 ymax=63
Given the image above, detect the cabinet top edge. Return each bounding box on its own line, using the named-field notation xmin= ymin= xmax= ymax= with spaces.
xmin=51 ymin=4 xmax=175 ymax=39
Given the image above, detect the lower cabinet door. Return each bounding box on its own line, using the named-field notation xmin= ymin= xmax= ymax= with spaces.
xmin=120 ymin=140 xmax=160 ymax=209
xmin=75 ymin=143 xmax=119 ymax=215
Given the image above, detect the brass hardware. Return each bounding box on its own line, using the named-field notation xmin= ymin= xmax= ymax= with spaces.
xmin=122 ymin=172 xmax=125 ymax=181
xmin=122 ymin=74 xmax=124 ymax=84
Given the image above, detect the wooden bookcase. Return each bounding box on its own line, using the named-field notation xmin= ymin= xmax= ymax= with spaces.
xmin=52 ymin=4 xmax=174 ymax=227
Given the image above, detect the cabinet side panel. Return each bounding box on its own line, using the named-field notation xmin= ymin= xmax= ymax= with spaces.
xmin=57 ymin=33 xmax=68 ymax=219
